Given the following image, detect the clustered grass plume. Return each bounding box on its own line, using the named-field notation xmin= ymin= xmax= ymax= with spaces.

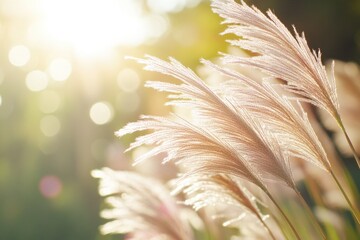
xmin=211 ymin=0 xmax=360 ymax=168
xmin=92 ymin=168 xmax=194 ymax=240
xmin=94 ymin=0 xmax=360 ymax=239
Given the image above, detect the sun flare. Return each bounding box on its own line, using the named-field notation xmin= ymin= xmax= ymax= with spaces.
xmin=38 ymin=0 xmax=168 ymax=57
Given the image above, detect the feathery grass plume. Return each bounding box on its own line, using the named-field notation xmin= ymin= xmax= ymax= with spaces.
xmin=118 ymin=115 xmax=263 ymax=187
xmin=175 ymin=174 xmax=283 ymax=240
xmin=204 ymin=61 xmax=330 ymax=172
xmin=122 ymin=56 xmax=295 ymax=190
xmin=91 ymin=168 xmax=194 ymax=240
xmin=118 ymin=56 xmax=305 ymax=239
xmin=201 ymin=59 xmax=355 ymax=209
xmin=211 ymin=0 xmax=360 ymax=168
xmin=210 ymin=0 xmax=360 ymax=225
xmin=203 ymin=62 xmax=331 ymax=238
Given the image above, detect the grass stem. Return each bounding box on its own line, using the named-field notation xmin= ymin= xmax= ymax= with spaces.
xmin=295 ymin=189 xmax=327 ymax=240
xmin=257 ymin=214 xmax=277 ymax=240
xmin=263 ymin=188 xmax=302 ymax=240
xmin=329 ymin=169 xmax=360 ymax=225
xmin=335 ymin=114 xmax=360 ymax=168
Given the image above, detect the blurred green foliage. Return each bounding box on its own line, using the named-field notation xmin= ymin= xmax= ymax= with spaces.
xmin=0 ymin=0 xmax=359 ymax=239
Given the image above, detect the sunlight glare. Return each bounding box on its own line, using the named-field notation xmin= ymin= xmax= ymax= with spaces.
xmin=39 ymin=0 xmax=167 ymax=56
xmin=147 ymin=0 xmax=202 ymax=13
xmin=142 ymin=14 xmax=169 ymax=39
xmin=148 ymin=0 xmax=181 ymax=13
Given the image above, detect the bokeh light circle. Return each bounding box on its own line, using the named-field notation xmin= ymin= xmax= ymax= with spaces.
xmin=39 ymin=175 xmax=62 ymax=199
xmin=40 ymin=115 xmax=61 ymax=137
xmin=8 ymin=45 xmax=31 ymax=67
xmin=89 ymin=102 xmax=114 ymax=125
xmin=48 ymin=58 xmax=72 ymax=81
xmin=26 ymin=70 xmax=48 ymax=92
xmin=117 ymin=68 xmax=141 ymax=93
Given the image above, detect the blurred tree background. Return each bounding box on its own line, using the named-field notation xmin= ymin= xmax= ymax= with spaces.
xmin=0 ymin=0 xmax=359 ymax=239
